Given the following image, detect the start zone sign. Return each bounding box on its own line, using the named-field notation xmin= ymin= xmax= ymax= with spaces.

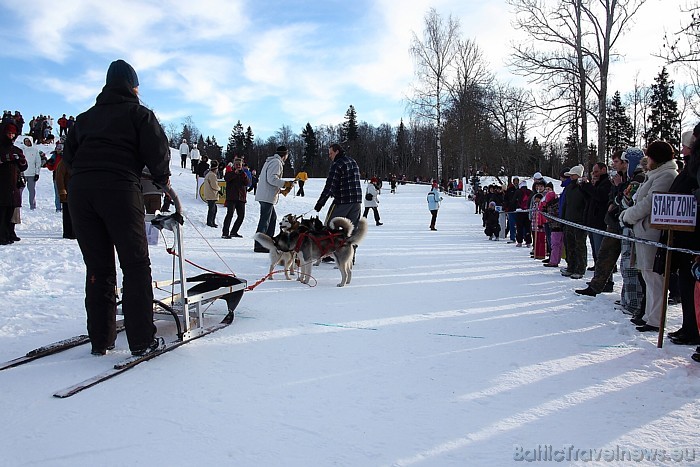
xmin=650 ymin=192 xmax=698 ymax=231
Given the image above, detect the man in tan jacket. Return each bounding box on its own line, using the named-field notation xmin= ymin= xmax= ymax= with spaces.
xmin=203 ymin=160 xmax=220 ymax=227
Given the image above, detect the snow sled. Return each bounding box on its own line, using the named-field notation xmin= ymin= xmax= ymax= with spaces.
xmin=121 ymin=186 xmax=246 ymax=340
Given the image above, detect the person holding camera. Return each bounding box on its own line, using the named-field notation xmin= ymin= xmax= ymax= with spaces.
xmin=222 ymin=158 xmax=250 ymax=238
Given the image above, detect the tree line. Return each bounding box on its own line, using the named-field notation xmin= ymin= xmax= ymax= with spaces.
xmin=162 ymin=2 xmax=699 ymax=182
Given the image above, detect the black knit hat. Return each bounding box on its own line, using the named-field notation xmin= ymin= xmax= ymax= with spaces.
xmin=276 ymin=145 xmax=288 ymax=155
xmin=106 ymin=59 xmax=139 ymax=88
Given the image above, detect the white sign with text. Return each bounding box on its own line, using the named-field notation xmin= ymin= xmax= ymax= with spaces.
xmin=650 ymin=193 xmax=697 ymax=230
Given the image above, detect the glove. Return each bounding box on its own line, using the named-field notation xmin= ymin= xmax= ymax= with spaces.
xmin=314 ymin=202 xmax=323 ymax=212
xmin=34 ymin=174 xmax=39 ymax=182
xmin=619 ymin=213 xmax=633 ymax=229
xmin=283 ymin=180 xmax=294 ymax=189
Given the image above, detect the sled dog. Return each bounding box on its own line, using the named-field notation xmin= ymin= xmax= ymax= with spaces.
xmin=296 ymin=217 xmax=368 ymax=287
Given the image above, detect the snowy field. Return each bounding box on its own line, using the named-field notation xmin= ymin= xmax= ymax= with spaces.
xmin=1 ymin=151 xmax=699 ymax=467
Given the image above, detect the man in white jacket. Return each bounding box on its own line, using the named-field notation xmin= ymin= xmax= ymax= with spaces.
xmin=253 ymin=145 xmax=293 ymax=252
xmin=189 ymin=144 xmax=201 ymax=174
xmin=19 ymin=137 xmax=42 ymax=210
xmin=179 ymin=139 xmax=189 ymax=169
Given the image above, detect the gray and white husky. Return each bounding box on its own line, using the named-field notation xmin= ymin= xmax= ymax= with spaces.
xmin=254 ymin=217 xmax=367 ymax=287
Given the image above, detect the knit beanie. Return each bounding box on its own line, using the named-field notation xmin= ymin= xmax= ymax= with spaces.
xmin=106 ymin=59 xmax=139 ymax=88
xmin=621 ymin=147 xmax=644 ymax=177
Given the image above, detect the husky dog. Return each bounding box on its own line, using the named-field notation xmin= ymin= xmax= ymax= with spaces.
xmin=278 ymin=213 xmax=301 ymax=232
xmin=255 ymin=216 xmax=367 ymax=287
xmin=295 ymin=217 xmax=368 ymax=287
xmin=254 ymin=215 xmax=302 ymax=280
xmin=253 ymin=231 xmax=298 ymax=280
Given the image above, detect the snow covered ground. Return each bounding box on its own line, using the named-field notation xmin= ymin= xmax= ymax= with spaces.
xmin=1 ymin=152 xmax=699 ymax=466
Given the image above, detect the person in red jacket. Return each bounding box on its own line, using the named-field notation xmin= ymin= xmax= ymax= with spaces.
xmin=57 ymin=114 xmax=68 ymax=137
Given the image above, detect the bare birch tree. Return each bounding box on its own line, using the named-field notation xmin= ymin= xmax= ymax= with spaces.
xmin=409 ymin=8 xmax=460 ymax=181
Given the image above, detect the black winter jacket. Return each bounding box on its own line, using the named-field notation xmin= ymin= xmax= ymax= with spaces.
xmin=581 ymin=173 xmax=611 ymax=230
xmin=63 ymin=85 xmax=170 ymax=191
xmin=0 ymin=122 xmax=28 ymax=207
xmin=561 ymin=180 xmax=587 ymax=224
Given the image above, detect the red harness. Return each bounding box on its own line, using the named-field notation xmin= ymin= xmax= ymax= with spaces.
xmin=293 ymin=230 xmax=348 ymax=257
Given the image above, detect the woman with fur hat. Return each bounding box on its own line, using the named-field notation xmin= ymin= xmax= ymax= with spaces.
xmin=0 ymin=121 xmax=28 ymax=245
xmin=619 ymin=141 xmax=678 ymax=333
xmin=63 ymin=59 xmax=171 ymax=357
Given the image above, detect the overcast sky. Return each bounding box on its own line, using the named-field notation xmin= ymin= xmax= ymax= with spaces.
xmin=0 ymin=0 xmax=689 ymax=142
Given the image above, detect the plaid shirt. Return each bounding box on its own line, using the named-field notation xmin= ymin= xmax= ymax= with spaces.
xmin=317 ymin=153 xmax=362 ymax=207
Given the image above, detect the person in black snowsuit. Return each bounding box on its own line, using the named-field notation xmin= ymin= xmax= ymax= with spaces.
xmin=0 ymin=120 xmax=28 ymax=245
xmin=63 ymin=59 xmax=171 ymax=357
xmin=482 ymin=201 xmax=501 ymax=240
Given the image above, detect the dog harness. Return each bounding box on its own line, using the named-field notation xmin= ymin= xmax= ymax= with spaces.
xmin=293 ymin=229 xmax=348 ymax=257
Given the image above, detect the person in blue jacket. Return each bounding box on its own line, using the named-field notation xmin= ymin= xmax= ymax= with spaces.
xmin=427 ymin=181 xmax=443 ymax=231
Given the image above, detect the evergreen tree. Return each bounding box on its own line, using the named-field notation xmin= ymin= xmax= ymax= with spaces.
xmin=564 ymin=122 xmax=581 ymax=168
xmin=301 ymin=123 xmax=318 ymax=174
xmin=244 ymin=126 xmax=254 ymax=160
xmin=395 ymin=119 xmax=410 ymax=175
xmin=209 ymin=136 xmax=223 ymax=161
xmin=225 ymin=127 xmax=237 ymax=161
xmin=233 ymin=121 xmax=245 ymax=153
xmin=225 ymin=121 xmax=246 ymax=161
xmin=644 ymin=67 xmax=680 ymax=147
xmin=203 ymin=136 xmax=213 ymax=158
xmin=179 ymin=124 xmax=194 ymax=145
xmin=342 ymin=105 xmax=358 ymax=143
xmin=605 ymin=91 xmax=634 ymax=157
xmin=529 ymin=137 xmax=544 ymax=173
xmin=588 ymin=143 xmax=597 ymax=161
xmin=342 ymin=105 xmax=359 ymax=157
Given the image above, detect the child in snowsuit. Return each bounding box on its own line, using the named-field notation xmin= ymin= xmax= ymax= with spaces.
xmin=482 ymin=201 xmax=501 ymax=240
